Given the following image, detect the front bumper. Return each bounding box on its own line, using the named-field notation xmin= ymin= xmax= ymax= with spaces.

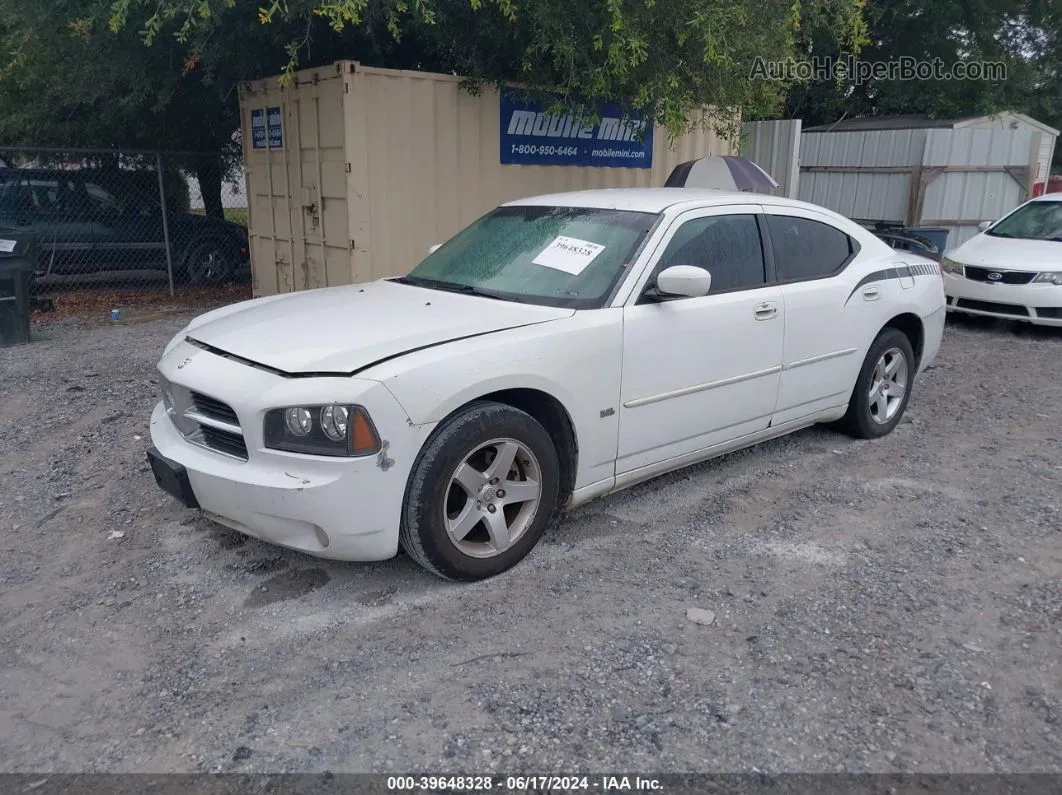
xmin=943 ymin=272 xmax=1062 ymax=327
xmin=148 ymin=339 xmax=426 ymax=561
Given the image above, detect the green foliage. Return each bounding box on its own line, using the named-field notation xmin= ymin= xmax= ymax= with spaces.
xmin=98 ymin=0 xmax=867 ymax=141
xmin=1 ymin=0 xmax=872 ymax=197
xmin=0 ymin=0 xmax=332 ymax=214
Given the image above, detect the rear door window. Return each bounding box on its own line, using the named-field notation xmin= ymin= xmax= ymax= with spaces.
xmin=767 ymin=215 xmax=855 ymax=282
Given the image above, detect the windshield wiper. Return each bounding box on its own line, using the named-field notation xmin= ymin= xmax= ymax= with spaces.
xmin=391 ymin=275 xmax=525 ymax=303
xmin=391 ymin=275 xmax=447 ymax=289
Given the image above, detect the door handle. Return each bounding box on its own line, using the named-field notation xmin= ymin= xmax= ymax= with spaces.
xmin=862 ymin=286 xmax=881 ymax=301
xmin=754 ymin=302 xmax=778 ymax=320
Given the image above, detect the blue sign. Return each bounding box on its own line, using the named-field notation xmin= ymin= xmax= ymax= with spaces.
xmin=250 ymin=109 xmax=267 ymax=150
xmin=500 ymin=88 xmax=653 ymax=169
xmin=267 ymin=106 xmax=284 ymax=149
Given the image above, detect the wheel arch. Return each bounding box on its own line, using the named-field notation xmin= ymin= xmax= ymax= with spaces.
xmin=882 ymin=312 xmax=925 ymax=368
xmin=413 ymin=387 xmax=579 ymax=504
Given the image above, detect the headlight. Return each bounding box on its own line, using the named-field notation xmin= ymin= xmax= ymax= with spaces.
xmin=264 ymin=404 xmax=380 ymax=457
xmin=284 ymin=407 xmax=313 ymax=437
xmin=1032 ymin=272 xmax=1062 ymax=286
xmin=940 ymin=256 xmax=963 ymax=275
xmin=320 ymin=405 xmax=349 ymax=441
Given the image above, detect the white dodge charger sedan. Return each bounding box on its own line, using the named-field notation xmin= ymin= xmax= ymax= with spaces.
xmin=942 ymin=193 xmax=1062 ymax=327
xmin=148 ymin=189 xmax=945 ymax=581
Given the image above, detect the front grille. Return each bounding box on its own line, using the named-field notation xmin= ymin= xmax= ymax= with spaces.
xmin=1035 ymin=307 xmax=1062 ymax=319
xmin=159 ymin=371 xmax=249 ymax=462
xmin=963 ymin=265 xmax=1036 ymax=285
xmin=200 ymin=426 xmax=249 ymax=459
xmin=190 ymin=391 xmax=240 ymax=425
xmin=954 ymin=299 xmax=1030 ymax=316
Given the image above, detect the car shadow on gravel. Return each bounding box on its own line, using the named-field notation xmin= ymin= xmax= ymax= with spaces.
xmin=192 ymin=421 xmax=856 ymax=591
xmin=189 ymin=512 xmax=450 ymax=605
xmin=554 ymin=423 xmax=851 ymax=546
xmin=946 ymin=313 xmax=1062 ymax=340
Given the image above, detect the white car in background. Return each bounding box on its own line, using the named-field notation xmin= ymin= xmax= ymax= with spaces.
xmin=942 ymin=193 xmax=1062 ymax=327
xmin=147 ymin=189 xmax=945 ymax=581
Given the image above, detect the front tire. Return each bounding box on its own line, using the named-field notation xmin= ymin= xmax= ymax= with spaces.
xmin=838 ymin=328 xmax=916 ymax=439
xmin=400 ymin=401 xmax=561 ymax=581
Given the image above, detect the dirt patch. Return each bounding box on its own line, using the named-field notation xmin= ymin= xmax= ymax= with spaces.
xmin=31 ymin=283 xmax=252 ymax=326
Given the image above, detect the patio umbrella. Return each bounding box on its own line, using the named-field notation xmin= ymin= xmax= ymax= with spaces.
xmin=664 ymin=155 xmax=780 ymax=192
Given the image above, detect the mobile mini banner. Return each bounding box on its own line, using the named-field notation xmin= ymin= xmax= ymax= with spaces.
xmin=250 ymin=108 xmax=283 ymax=150
xmin=250 ymin=109 xmax=267 ymax=150
xmin=499 ymin=88 xmax=654 ymax=169
xmin=266 ymin=106 xmax=284 ymax=149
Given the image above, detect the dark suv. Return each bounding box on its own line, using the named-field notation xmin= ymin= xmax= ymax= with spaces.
xmin=0 ymin=167 xmax=249 ymax=286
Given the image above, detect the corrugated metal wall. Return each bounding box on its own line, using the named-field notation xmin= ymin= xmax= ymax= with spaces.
xmin=799 ymin=171 xmax=912 ymax=223
xmin=798 ymin=129 xmax=927 ymax=223
xmin=921 ymin=128 xmax=1036 ymax=246
xmin=800 ymin=129 xmax=927 ymax=167
xmin=923 ymin=127 xmax=1034 ymax=168
xmin=739 ymin=120 xmax=801 ymax=197
xmin=240 ymin=62 xmax=736 ymax=296
xmin=796 ymin=123 xmax=1046 ymax=248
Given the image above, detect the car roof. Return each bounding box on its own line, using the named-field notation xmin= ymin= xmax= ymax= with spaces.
xmin=0 ymin=167 xmax=88 ymax=180
xmin=501 ymin=187 xmax=849 ymax=219
xmin=1030 ymin=193 xmax=1062 ymax=203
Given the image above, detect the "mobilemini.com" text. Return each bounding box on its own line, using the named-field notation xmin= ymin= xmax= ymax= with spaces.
xmin=750 ymin=54 xmax=1008 ymax=85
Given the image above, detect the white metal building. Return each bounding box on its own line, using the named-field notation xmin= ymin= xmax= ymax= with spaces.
xmin=797 ymin=113 xmax=1059 ymax=248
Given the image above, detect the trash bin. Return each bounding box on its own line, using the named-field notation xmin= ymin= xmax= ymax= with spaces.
xmin=0 ymin=228 xmax=37 ymax=347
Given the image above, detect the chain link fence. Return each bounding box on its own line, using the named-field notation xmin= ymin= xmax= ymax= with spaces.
xmin=0 ymin=147 xmax=252 ymax=318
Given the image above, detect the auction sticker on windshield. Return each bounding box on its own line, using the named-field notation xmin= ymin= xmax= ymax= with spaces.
xmin=532 ymin=236 xmax=606 ymax=275
xmin=0 ymin=239 xmax=16 ymax=253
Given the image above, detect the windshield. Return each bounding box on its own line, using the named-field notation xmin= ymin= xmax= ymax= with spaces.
xmin=399 ymin=205 xmax=660 ymax=308
xmin=986 ymin=201 xmax=1062 ymax=242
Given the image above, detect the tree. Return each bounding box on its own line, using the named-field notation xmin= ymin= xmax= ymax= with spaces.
xmin=102 ymin=0 xmax=867 ymax=139
xmin=2 ymin=0 xmax=870 ymax=217
xmin=0 ymin=0 xmax=343 ymax=217
xmin=779 ymin=0 xmax=1061 ymax=168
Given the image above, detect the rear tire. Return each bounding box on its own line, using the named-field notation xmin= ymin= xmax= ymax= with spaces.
xmin=399 ymin=401 xmax=561 ymax=581
xmin=838 ymin=328 xmax=916 ymax=439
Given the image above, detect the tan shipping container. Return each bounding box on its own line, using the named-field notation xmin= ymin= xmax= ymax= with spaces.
xmin=238 ymin=62 xmax=738 ymax=296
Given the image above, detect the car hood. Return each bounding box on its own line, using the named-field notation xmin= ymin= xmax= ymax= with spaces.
xmin=950 ymin=233 xmax=1061 ymax=270
xmin=183 ymin=280 xmax=574 ymax=374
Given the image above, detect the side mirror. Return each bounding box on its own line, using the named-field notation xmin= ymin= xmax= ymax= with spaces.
xmin=650 ymin=265 xmax=713 ymax=300
xmin=428 ymin=243 xmax=442 ymax=255
xmin=977 ymin=220 xmax=994 ymax=233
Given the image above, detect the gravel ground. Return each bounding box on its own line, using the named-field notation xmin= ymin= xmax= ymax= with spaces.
xmin=0 ymin=312 xmax=1060 ymax=775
